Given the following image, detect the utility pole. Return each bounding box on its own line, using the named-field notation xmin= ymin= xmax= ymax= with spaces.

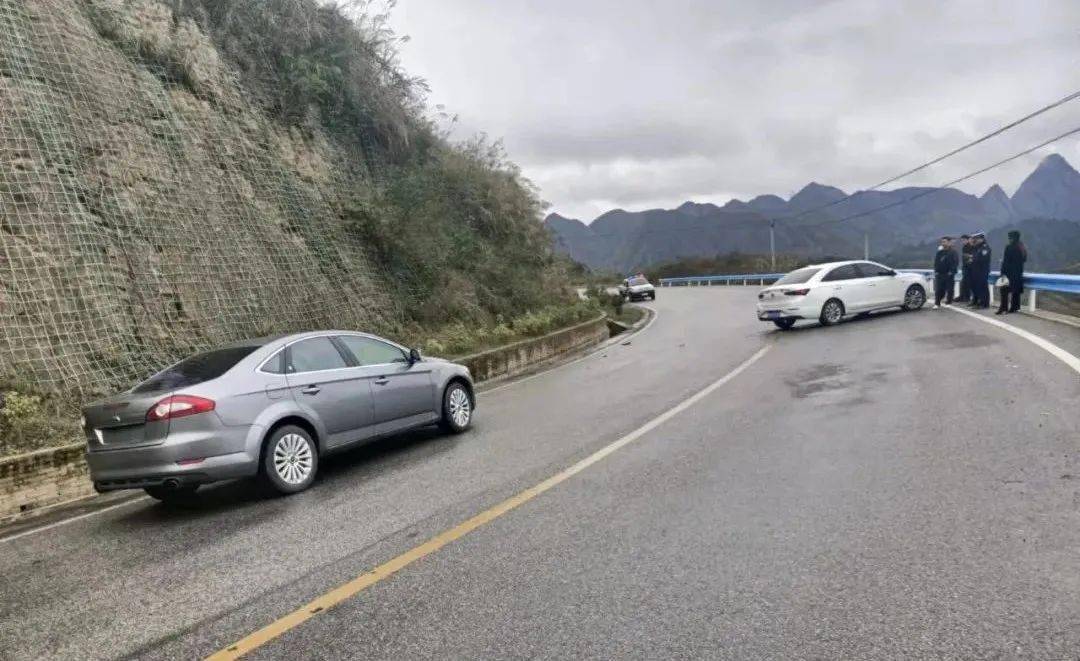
xmin=863 ymin=232 xmax=869 ymax=260
xmin=769 ymin=220 xmax=776 ymax=270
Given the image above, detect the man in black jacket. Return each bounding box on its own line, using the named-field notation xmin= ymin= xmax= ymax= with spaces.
xmin=933 ymin=236 xmax=958 ymax=308
xmin=968 ymin=233 xmax=992 ymax=308
xmin=957 ymin=234 xmax=974 ymax=302
xmin=996 ymin=230 xmax=1027 ymax=315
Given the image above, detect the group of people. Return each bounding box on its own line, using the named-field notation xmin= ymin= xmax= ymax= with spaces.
xmin=932 ymin=230 xmax=1028 ymax=315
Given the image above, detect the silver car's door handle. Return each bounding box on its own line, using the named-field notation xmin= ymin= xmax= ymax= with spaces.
xmin=373 ymin=377 xmax=389 ymax=386
xmin=301 ymin=385 xmax=321 ymax=395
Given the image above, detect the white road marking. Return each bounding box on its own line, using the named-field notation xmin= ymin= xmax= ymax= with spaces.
xmin=208 ymin=343 xmax=771 ymax=659
xmin=947 ymin=306 xmax=1080 ymax=374
xmin=0 ymin=496 xmax=151 ymax=544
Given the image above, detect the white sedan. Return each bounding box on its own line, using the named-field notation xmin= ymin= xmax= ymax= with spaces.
xmin=756 ymin=260 xmax=928 ymax=330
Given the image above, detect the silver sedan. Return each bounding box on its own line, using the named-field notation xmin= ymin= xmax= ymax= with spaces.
xmin=81 ymin=331 xmax=475 ymax=502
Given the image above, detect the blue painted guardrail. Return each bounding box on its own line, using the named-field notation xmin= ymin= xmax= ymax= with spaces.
xmin=659 ymin=270 xmax=1080 ymax=294
xmin=658 ymin=273 xmax=788 ymax=286
xmin=658 ymin=269 xmax=1080 ymax=312
xmin=895 ymin=270 xmax=1080 ymax=295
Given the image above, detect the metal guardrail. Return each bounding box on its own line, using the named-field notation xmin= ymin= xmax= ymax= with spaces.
xmin=658 ymin=269 xmax=1080 ymax=312
xmin=896 ymin=270 xmax=1080 ymax=294
xmin=658 ymin=273 xmax=787 ymax=286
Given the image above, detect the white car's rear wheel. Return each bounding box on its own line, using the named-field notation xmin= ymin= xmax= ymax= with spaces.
xmin=819 ymin=299 xmax=844 ymax=326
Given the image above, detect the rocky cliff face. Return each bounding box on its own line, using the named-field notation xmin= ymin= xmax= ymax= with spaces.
xmin=0 ymin=0 xmax=395 ymax=396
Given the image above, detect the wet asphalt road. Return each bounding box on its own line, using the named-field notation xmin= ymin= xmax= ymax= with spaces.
xmin=1 ymin=289 xmax=1079 ymax=659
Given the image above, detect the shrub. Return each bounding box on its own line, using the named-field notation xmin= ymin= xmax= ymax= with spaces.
xmin=0 ymin=390 xmax=81 ymax=456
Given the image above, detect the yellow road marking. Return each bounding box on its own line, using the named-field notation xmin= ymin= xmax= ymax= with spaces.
xmin=207 ymin=345 xmax=771 ymax=660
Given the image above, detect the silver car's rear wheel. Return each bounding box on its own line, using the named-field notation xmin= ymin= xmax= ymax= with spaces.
xmin=261 ymin=425 xmax=318 ymax=494
xmin=274 ymin=433 xmax=314 ymax=485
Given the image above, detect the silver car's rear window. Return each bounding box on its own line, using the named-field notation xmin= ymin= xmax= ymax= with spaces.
xmin=627 ymin=276 xmax=649 ymax=285
xmin=132 ymin=346 xmax=258 ymax=393
xmin=774 ymin=268 xmax=821 ymax=285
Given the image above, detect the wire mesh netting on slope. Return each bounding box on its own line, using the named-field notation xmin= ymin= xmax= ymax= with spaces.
xmin=0 ymin=0 xmax=397 ymax=402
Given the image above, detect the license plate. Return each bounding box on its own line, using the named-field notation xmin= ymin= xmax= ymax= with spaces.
xmin=765 ymin=310 xmax=781 ymax=319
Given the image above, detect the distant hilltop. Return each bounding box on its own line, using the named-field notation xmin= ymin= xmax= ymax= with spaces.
xmin=546 ymin=153 xmax=1080 ymax=272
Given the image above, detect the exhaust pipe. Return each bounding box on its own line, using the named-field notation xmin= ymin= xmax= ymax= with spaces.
xmin=162 ymin=478 xmax=181 ymax=490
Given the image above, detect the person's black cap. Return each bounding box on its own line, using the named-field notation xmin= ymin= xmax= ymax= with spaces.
xmin=960 ymin=233 xmax=970 ymax=239
xmin=1008 ymin=230 xmax=1021 ymax=240
xmin=941 ymin=235 xmax=953 ymax=240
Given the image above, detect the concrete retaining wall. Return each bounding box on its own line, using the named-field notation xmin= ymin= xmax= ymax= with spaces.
xmin=0 ymin=315 xmax=610 ymax=523
xmin=0 ymin=444 xmax=93 ymax=523
xmin=456 ymin=315 xmax=609 ymax=384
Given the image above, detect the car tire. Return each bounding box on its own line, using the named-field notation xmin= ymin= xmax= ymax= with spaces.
xmin=144 ymin=485 xmax=199 ymax=505
xmin=772 ymin=319 xmax=796 ymax=330
xmin=649 ymin=292 xmax=656 ymax=300
xmin=819 ymin=298 xmax=845 ymax=326
xmin=260 ymin=425 xmax=318 ymax=495
xmin=902 ymin=285 xmax=926 ymax=311
xmin=439 ymin=381 xmax=473 ymax=434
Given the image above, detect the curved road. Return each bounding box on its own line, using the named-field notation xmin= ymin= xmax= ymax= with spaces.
xmin=1 ymin=289 xmax=1079 ymax=659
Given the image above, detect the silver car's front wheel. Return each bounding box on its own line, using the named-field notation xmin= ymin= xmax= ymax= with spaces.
xmin=440 ymin=382 xmax=473 ymax=434
xmin=262 ymin=425 xmax=318 ymax=494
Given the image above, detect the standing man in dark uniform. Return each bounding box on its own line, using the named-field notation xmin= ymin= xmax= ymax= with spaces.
xmin=957 ymin=234 xmax=974 ymax=302
xmin=996 ymin=230 xmax=1027 ymax=315
xmin=932 ymin=236 xmax=958 ymax=308
xmin=969 ymin=232 xmax=992 ymax=308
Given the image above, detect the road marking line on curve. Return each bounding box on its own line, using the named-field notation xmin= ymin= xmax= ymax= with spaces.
xmin=0 ymin=496 xmax=150 ymax=544
xmin=483 ymin=306 xmax=660 ymax=394
xmin=947 ymin=306 xmax=1080 ymax=374
xmin=206 ymin=343 xmax=771 ymax=660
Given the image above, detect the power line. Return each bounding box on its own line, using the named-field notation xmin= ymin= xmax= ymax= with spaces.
xmin=773 ymin=87 xmax=1080 ymax=224
xmin=555 ymin=86 xmax=1080 ymax=242
xmin=555 ymin=125 xmax=1080 ymax=246
xmin=814 ymin=123 xmax=1080 ymax=228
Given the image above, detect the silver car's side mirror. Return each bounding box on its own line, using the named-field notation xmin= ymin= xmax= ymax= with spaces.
xmin=409 ymin=347 xmax=422 ymax=364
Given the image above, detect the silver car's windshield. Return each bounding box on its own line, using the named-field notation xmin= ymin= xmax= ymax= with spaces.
xmin=774 ymin=267 xmax=820 ymax=285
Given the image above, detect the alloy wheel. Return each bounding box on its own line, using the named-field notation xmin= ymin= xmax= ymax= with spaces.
xmin=449 ymin=387 xmax=471 ymax=428
xmin=824 ymin=301 xmax=843 ymax=324
xmin=905 ymin=287 xmax=925 ymax=310
xmin=273 ymin=433 xmax=314 ymax=485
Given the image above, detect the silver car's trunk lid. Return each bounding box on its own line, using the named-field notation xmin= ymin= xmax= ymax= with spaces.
xmin=82 ymin=391 xmax=169 ymax=451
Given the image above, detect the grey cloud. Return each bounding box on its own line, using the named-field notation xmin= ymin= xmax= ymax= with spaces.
xmin=392 ymin=0 xmax=1080 ymax=220
xmin=510 ymin=117 xmax=749 ymax=165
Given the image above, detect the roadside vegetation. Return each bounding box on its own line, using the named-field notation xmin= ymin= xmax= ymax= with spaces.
xmin=0 ymin=388 xmax=82 ymax=457
xmin=581 ymin=287 xmax=646 ymax=326
xmin=417 ymin=299 xmax=603 ymax=357
xmin=0 ymin=0 xmax=582 ymax=457
xmin=644 ymin=253 xmax=806 ymax=282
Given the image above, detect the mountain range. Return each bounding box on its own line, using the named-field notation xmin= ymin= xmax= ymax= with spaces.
xmin=546 ymin=153 xmax=1080 ymax=273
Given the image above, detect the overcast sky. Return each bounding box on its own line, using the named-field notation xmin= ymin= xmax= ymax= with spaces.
xmin=390 ymin=0 xmax=1080 ymax=222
